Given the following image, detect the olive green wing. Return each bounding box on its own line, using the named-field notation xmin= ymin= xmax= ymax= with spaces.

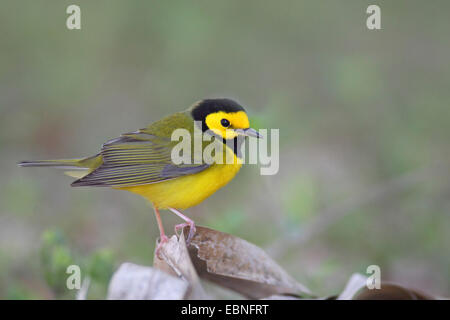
xmin=71 ymin=112 xmax=209 ymax=187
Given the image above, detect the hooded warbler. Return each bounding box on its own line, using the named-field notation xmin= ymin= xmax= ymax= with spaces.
xmin=18 ymin=98 xmax=261 ymax=254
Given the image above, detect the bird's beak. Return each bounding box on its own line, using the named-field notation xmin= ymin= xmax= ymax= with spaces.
xmin=235 ymin=128 xmax=263 ymax=138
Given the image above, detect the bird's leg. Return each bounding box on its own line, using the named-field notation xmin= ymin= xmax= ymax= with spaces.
xmin=153 ymin=205 xmax=169 ymax=258
xmin=168 ymin=208 xmax=196 ymax=245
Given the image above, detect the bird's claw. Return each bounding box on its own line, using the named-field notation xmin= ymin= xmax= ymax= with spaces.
xmin=155 ymin=234 xmax=169 ymax=259
xmin=175 ymin=222 xmax=196 ymax=245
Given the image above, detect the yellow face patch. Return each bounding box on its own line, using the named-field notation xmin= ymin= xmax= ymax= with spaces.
xmin=205 ymin=111 xmax=250 ymax=139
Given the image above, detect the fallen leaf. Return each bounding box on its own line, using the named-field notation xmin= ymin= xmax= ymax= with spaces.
xmin=337 ymin=273 xmax=438 ymax=300
xmin=184 ymin=226 xmax=312 ymax=299
xmin=153 ymin=234 xmax=207 ymax=299
xmin=107 ymin=263 xmax=188 ymax=300
xmin=353 ymin=283 xmax=436 ymax=300
xmin=262 ymin=295 xmax=302 ymax=300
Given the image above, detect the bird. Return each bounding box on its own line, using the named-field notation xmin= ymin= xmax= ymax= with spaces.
xmin=18 ymin=98 xmax=262 ymax=256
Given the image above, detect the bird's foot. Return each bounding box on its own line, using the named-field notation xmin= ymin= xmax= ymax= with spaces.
xmin=175 ymin=221 xmax=196 ymax=245
xmin=155 ymin=234 xmax=169 ymax=259
xmin=169 ymin=208 xmax=197 ymax=245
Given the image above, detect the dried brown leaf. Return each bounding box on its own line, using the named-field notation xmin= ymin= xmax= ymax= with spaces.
xmin=262 ymin=295 xmax=303 ymax=300
xmin=153 ymin=234 xmax=207 ymax=299
xmin=337 ymin=273 xmax=438 ymax=300
xmin=353 ymin=283 xmax=436 ymax=300
xmin=184 ymin=226 xmax=312 ymax=299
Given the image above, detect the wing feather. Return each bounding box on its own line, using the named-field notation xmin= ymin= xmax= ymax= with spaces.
xmin=72 ymin=115 xmax=209 ymax=187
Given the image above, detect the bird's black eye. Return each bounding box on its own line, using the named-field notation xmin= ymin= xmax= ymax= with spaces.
xmin=221 ymin=119 xmax=230 ymax=127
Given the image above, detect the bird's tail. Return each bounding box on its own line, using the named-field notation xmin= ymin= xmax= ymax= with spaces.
xmin=18 ymin=154 xmax=102 ymax=179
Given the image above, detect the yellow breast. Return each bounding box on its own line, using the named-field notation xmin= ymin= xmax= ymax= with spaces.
xmin=118 ymin=153 xmax=242 ymax=210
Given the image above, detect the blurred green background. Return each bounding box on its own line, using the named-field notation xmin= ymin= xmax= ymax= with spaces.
xmin=1 ymin=0 xmax=449 ymax=299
